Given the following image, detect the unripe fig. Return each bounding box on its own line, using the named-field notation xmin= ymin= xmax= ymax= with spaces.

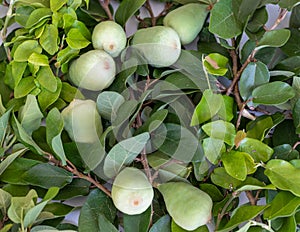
xmin=92 ymin=21 xmax=127 ymax=57
xmin=131 ymin=26 xmax=181 ymax=67
xmin=158 ymin=182 xmax=212 ymax=231
xmin=111 ymin=167 xmax=154 ymax=215
xmin=163 ymin=3 xmax=209 ymax=45
xmin=61 ymin=99 xmax=103 ymax=143
xmin=68 ymin=50 xmax=116 ymax=91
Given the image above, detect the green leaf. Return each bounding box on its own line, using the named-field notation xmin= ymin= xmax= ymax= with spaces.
xmin=217 ymin=205 xmax=268 ymax=232
xmin=221 ymin=151 xmax=250 ymax=181
xmin=31 ymin=225 xmax=76 ymax=232
xmin=135 ymin=109 xmax=168 ymax=134
xmin=191 ymin=89 xmax=223 ymax=126
xmin=293 ymin=98 xmax=300 ymax=133
xmin=171 ymin=220 xmax=209 ymax=231
xmin=202 ymin=120 xmax=236 ymax=146
xmin=256 ymin=29 xmax=291 ymax=50
xmin=14 ymin=76 xmax=36 ymax=99
xmin=78 ymin=189 xmax=117 ymax=232
xmin=38 ymin=77 xmax=62 ymax=111
xmin=211 ymin=167 xmax=242 ymax=190
xmin=148 ymin=152 xmax=191 ymax=181
xmin=239 ymin=61 xmax=270 ymax=102
xmin=7 ymin=189 xmax=38 ymax=223
xmin=232 ymin=0 xmax=261 ymax=24
xmin=76 ymin=140 xmax=106 ymax=171
xmin=0 ymin=109 xmax=11 ymax=144
xmin=281 ymin=29 xmax=300 ymax=57
xmin=152 ymin=123 xmax=203 ymax=162
xmin=272 ymin=144 xmax=299 ymax=161
xmin=28 ymin=52 xmax=49 ymax=66
xmin=66 ymin=28 xmax=91 ymax=49
xmin=96 ymin=91 xmax=125 ymax=120
xmin=246 ymin=113 xmax=284 ymax=140
xmin=22 ymin=163 xmax=72 ymax=189
xmin=123 ymin=206 xmax=151 ymax=232
xmin=235 ymin=184 xmax=276 ymax=193
xmin=60 ymin=82 xmax=83 ymax=102
xmin=71 ymin=20 xmax=91 ymax=40
xmin=25 ymin=7 xmax=52 ymax=29
xmin=279 ymin=0 xmax=299 ymax=10
xmin=0 ymin=189 xmax=12 ymax=215
xmin=12 ymin=115 xmax=45 ymax=155
xmin=98 ymin=214 xmax=118 ymax=232
xmin=54 ymin=179 xmax=90 ymax=200
xmin=238 ymin=137 xmax=273 ymax=162
xmin=50 ymin=0 xmax=68 ymax=11
xmin=202 ymin=138 xmax=225 ymax=164
xmin=277 ymin=216 xmax=297 ymax=232
xmin=252 ymin=81 xmax=295 ymax=105
xmin=209 ymin=0 xmax=243 ymax=39
xmin=13 ymin=40 xmax=42 ymax=62
xmin=36 ymin=66 xmax=58 ymax=92
xmin=290 ymin=5 xmax=300 ymax=28
xmin=15 ymin=5 xmax=35 ymax=27
xmin=46 ymin=108 xmax=67 ymax=165
xmin=23 ymin=187 xmax=59 ymax=228
xmin=103 ymin=132 xmax=150 ymax=178
xmin=7 ymin=61 xmax=27 ymax=89
xmin=246 ymin=7 xmax=268 ymax=34
xmin=264 ymin=191 xmax=300 ymax=220
xmin=203 ymin=53 xmax=228 ymax=76
xmin=173 ymin=49 xmax=215 ymax=92
xmin=19 ymin=94 xmax=43 ymax=135
xmin=265 ymin=159 xmax=300 ymax=197
xmin=149 ymin=215 xmax=171 ymax=232
xmin=115 ymin=0 xmax=147 ymax=26
xmin=40 ymin=24 xmax=59 ymax=55
xmin=165 ymin=72 xmax=198 ymax=90
xmin=56 ymin=47 xmax=79 ymax=71
xmin=0 ymin=158 xmax=40 ymax=185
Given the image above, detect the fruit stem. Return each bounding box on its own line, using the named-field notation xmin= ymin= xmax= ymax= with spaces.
xmin=98 ymin=0 xmax=113 ymax=21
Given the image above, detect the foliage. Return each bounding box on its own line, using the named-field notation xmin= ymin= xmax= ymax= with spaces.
xmin=0 ymin=0 xmax=300 ymax=231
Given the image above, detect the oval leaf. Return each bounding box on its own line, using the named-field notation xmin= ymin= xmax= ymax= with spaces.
xmin=252 ymin=81 xmax=295 ymax=105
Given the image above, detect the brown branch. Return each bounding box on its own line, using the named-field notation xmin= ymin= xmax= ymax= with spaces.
xmin=66 ymin=160 xmax=112 ymax=197
xmin=293 ymin=141 xmax=300 ymax=150
xmin=246 ymin=191 xmax=257 ymax=205
xmin=98 ymin=0 xmax=113 ymax=21
xmin=145 ymin=0 xmax=156 ymax=26
xmin=46 ymin=153 xmax=111 ymax=197
xmin=264 ymin=8 xmax=288 ymax=31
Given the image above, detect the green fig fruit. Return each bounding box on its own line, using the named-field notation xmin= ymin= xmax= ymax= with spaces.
xmin=131 ymin=26 xmax=181 ymax=67
xmin=163 ymin=3 xmax=209 ymax=45
xmin=69 ymin=50 xmax=116 ymax=91
xmin=158 ymin=182 xmax=212 ymax=231
xmin=61 ymin=99 xmax=103 ymax=143
xmin=111 ymin=167 xmax=154 ymax=215
xmin=92 ymin=21 xmax=127 ymax=57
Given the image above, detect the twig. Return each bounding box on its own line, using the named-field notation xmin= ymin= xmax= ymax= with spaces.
xmin=98 ymin=0 xmax=113 ymax=21
xmin=215 ymin=193 xmax=238 ymax=230
xmin=1 ymin=0 xmax=15 ymax=61
xmin=264 ymin=8 xmax=288 ymax=31
xmin=293 ymin=141 xmax=300 ymax=150
xmin=66 ymin=160 xmax=112 ymax=197
xmin=144 ymin=0 xmax=156 ymax=26
xmin=246 ymin=190 xmax=257 ymax=205
xmin=46 ymin=153 xmax=111 ymax=197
